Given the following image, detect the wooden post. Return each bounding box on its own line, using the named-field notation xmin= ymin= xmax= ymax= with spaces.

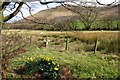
xmin=45 ymin=36 xmax=48 ymax=48
xmin=44 ymin=36 xmax=48 ymax=48
xmin=94 ymin=38 xmax=98 ymax=54
xmin=30 ymin=35 xmax=32 ymax=46
xmin=28 ymin=35 xmax=31 ymax=46
xmin=65 ymin=36 xmax=68 ymax=51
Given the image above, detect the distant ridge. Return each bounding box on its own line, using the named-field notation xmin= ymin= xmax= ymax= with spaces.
xmin=15 ymin=4 xmax=119 ymax=24
xmin=5 ymin=4 xmax=119 ymax=30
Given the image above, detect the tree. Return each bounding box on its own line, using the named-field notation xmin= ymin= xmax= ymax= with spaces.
xmin=0 ymin=2 xmax=24 ymax=23
xmin=61 ymin=2 xmax=99 ymax=30
xmin=61 ymin=0 xmax=118 ymax=30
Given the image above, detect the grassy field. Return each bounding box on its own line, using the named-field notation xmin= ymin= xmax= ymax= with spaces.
xmin=2 ymin=30 xmax=119 ymax=79
xmin=10 ymin=47 xmax=119 ymax=78
xmin=2 ymin=30 xmax=119 ymax=53
xmin=2 ymin=29 xmax=119 ymax=37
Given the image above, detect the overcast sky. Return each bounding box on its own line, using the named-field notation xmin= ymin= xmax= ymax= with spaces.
xmin=4 ymin=0 xmax=119 ymax=23
xmin=4 ymin=1 xmax=61 ymax=23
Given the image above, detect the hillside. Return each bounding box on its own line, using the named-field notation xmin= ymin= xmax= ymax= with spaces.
xmin=16 ymin=5 xmax=119 ymax=23
xmin=15 ymin=5 xmax=76 ymax=24
xmin=4 ymin=5 xmax=119 ymax=30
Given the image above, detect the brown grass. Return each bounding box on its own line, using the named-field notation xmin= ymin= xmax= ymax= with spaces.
xmin=2 ymin=30 xmax=118 ymax=39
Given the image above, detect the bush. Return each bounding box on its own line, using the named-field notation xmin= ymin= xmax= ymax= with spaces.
xmin=14 ymin=56 xmax=61 ymax=80
xmin=98 ymin=39 xmax=119 ymax=54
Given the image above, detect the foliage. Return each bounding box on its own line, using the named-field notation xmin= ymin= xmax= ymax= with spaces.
xmin=72 ymin=20 xmax=120 ymax=30
xmin=97 ymin=39 xmax=119 ymax=53
xmin=91 ymin=20 xmax=119 ymax=30
xmin=5 ymin=19 xmax=120 ymax=30
xmin=14 ymin=56 xmax=61 ymax=80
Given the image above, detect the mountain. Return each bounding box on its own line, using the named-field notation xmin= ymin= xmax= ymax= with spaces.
xmin=15 ymin=5 xmax=76 ymax=24
xmin=4 ymin=4 xmax=119 ymax=30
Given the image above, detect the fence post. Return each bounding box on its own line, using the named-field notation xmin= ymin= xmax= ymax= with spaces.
xmin=65 ymin=36 xmax=69 ymax=51
xmin=94 ymin=38 xmax=98 ymax=54
xmin=30 ymin=35 xmax=32 ymax=46
xmin=46 ymin=36 xmax=48 ymax=48
xmin=44 ymin=36 xmax=49 ymax=48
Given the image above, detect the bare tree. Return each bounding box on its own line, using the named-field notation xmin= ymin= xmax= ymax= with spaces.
xmin=0 ymin=2 xmax=24 ymax=24
xmin=1 ymin=31 xmax=31 ymax=78
xmin=61 ymin=2 xmax=98 ymax=30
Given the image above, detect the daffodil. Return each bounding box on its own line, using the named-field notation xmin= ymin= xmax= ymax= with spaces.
xmin=27 ymin=57 xmax=30 ymax=60
xmin=54 ymin=67 xmax=59 ymax=71
xmin=52 ymin=61 xmax=56 ymax=65
xmin=30 ymin=57 xmax=33 ymax=61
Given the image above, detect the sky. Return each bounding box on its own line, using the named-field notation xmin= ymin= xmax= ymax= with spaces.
xmin=4 ymin=0 xmax=119 ymax=23
xmin=4 ymin=1 xmax=61 ymax=22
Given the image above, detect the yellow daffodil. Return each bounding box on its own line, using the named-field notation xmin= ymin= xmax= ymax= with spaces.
xmin=54 ymin=67 xmax=59 ymax=71
xmin=57 ymin=65 xmax=59 ymax=67
xmin=30 ymin=57 xmax=33 ymax=61
xmin=27 ymin=57 xmax=30 ymax=60
xmin=52 ymin=61 xmax=56 ymax=65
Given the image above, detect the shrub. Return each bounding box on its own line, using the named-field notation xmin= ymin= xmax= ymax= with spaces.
xmin=14 ymin=56 xmax=61 ymax=80
xmin=84 ymin=44 xmax=94 ymax=52
xmin=98 ymin=39 xmax=118 ymax=54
